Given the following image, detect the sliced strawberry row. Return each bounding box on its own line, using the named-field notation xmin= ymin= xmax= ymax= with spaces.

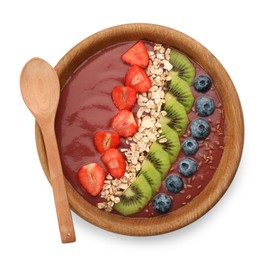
xmin=78 ymin=41 xmax=151 ymax=197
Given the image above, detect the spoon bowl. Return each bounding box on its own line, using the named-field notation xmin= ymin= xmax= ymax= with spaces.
xmin=20 ymin=58 xmax=59 ymax=121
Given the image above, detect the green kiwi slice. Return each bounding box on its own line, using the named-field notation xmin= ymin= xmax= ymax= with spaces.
xmin=160 ymin=93 xmax=189 ymax=136
xmin=114 ymin=174 xmax=152 ymax=216
xmin=159 ymin=123 xmax=180 ymax=163
xmin=167 ymin=74 xmax=194 ymax=112
xmin=147 ymin=142 xmax=171 ymax=180
xmin=138 ymin=159 xmax=162 ymax=193
xmin=169 ymin=50 xmax=195 ymax=85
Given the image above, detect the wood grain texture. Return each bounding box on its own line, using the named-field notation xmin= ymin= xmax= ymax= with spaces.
xmin=20 ymin=58 xmax=76 ymax=243
xmin=35 ymin=23 xmax=244 ymax=236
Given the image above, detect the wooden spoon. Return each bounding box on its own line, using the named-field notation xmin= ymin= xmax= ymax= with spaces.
xmin=20 ymin=58 xmax=76 ymax=243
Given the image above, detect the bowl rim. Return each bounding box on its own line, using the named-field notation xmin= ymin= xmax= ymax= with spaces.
xmin=35 ymin=23 xmax=244 ymax=236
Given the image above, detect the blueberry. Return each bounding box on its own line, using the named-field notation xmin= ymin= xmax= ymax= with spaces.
xmin=195 ymin=96 xmax=215 ymax=117
xmin=194 ymin=75 xmax=212 ymax=93
xmin=178 ymin=157 xmax=197 ymax=177
xmin=152 ymin=193 xmax=172 ymax=214
xmin=190 ymin=118 xmax=211 ymax=140
xmin=165 ymin=175 xmax=184 ymax=193
xmin=182 ymin=137 xmax=199 ymax=155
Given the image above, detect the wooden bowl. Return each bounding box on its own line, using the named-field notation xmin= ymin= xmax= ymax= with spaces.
xmin=35 ymin=23 xmax=244 ymax=236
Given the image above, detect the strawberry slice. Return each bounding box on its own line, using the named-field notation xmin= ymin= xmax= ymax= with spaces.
xmin=111 ymin=110 xmax=138 ymax=137
xmin=125 ymin=65 xmax=151 ymax=93
xmin=112 ymin=86 xmax=137 ymax=110
xmin=77 ymin=163 xmax=106 ymax=196
xmin=94 ymin=131 xmax=120 ymax=153
xmin=101 ymin=148 xmax=126 ymax=178
xmin=121 ymin=41 xmax=149 ymax=68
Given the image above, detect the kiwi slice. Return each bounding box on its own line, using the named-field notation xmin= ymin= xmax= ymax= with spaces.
xmin=169 ymin=50 xmax=195 ymax=85
xmin=147 ymin=142 xmax=171 ymax=180
xmin=114 ymin=174 xmax=152 ymax=216
xmin=159 ymin=123 xmax=180 ymax=163
xmin=167 ymin=74 xmax=194 ymax=112
xmin=160 ymin=93 xmax=189 ymax=136
xmin=138 ymin=160 xmax=162 ymax=193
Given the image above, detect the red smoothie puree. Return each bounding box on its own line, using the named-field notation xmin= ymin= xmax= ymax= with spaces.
xmin=55 ymin=41 xmax=225 ymax=218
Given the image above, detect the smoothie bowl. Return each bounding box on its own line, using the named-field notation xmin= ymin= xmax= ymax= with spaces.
xmin=35 ymin=23 xmax=244 ymax=235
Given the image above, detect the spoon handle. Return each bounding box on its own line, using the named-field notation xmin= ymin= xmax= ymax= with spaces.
xmin=41 ymin=121 xmax=76 ymax=243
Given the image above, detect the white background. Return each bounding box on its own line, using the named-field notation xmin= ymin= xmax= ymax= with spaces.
xmin=1 ymin=0 xmax=272 ymax=259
